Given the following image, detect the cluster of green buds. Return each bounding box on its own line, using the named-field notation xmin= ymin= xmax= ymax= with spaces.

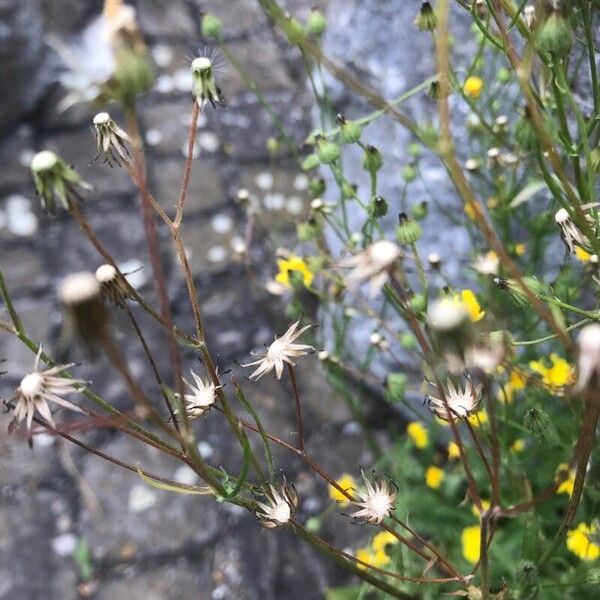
xmin=414 ymin=1 xmax=437 ymax=32
xmin=361 ymin=145 xmax=384 ymax=174
xmin=306 ymin=7 xmax=327 ymax=37
xmin=93 ymin=112 xmax=131 ymax=167
xmin=191 ymin=57 xmax=224 ymax=108
xmin=494 ymin=276 xmax=546 ymax=307
xmin=368 ymin=196 xmax=388 ymax=219
xmin=31 ymin=151 xmax=91 ymax=214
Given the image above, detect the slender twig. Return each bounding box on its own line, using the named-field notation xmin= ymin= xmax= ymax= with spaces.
xmin=286 ymin=363 xmax=305 ymax=453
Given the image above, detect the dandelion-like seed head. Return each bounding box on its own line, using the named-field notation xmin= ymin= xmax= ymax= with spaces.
xmin=243 ymin=321 xmax=314 ymax=380
xmin=59 ymin=272 xmax=101 ymax=306
xmin=93 ymin=112 xmax=131 ymax=167
xmin=554 ymin=208 xmax=592 ymax=254
xmin=427 ymin=378 xmax=482 ymax=422
xmin=347 ymin=472 xmax=397 ymax=524
xmin=12 ymin=348 xmax=85 ymax=439
xmin=191 ymin=55 xmax=223 ymax=108
xmin=95 ymin=264 xmax=131 ymax=307
xmin=255 ymin=480 xmax=299 ymax=529
xmin=179 ymin=369 xmax=220 ymax=419
xmin=30 ymin=151 xmax=91 ymax=214
xmin=428 ymin=298 xmax=468 ymax=332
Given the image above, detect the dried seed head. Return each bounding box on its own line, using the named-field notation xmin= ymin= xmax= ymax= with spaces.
xmin=414 ymin=1 xmax=437 ymax=32
xmin=191 ymin=56 xmax=223 ymax=108
xmin=31 ymin=151 xmax=91 ymax=214
xmin=576 ymin=324 xmax=600 ymax=391
xmin=255 ymin=480 xmax=299 ymax=528
xmin=346 ymin=471 xmax=397 ymax=524
xmin=93 ymin=112 xmax=131 ymax=167
xmin=95 ymin=264 xmax=131 ymax=307
xmin=59 ymin=272 xmax=107 ymax=350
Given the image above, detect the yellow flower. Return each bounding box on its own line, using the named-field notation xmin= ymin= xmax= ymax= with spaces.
xmin=471 ymin=499 xmax=491 ymax=519
xmin=329 ymin=474 xmax=356 ymax=505
xmin=511 ymin=438 xmax=526 ymax=454
xmin=459 ymin=289 xmax=485 ymax=322
xmin=356 ymin=547 xmax=374 ymax=570
xmin=425 ymin=466 xmax=445 ymax=489
xmin=275 ymin=255 xmax=314 ymax=288
xmin=487 ymin=197 xmax=498 ymax=210
xmin=463 ymin=76 xmax=484 ymax=99
xmin=556 ymin=463 xmax=575 ymax=497
xmin=529 ymin=354 xmax=575 ymax=390
xmin=462 ymin=525 xmax=481 ymax=563
xmin=498 ymin=369 xmax=526 ymax=403
xmin=515 ymin=243 xmax=526 ymax=257
xmin=448 ymin=441 xmax=461 ymax=459
xmin=407 ymin=421 xmax=429 ymax=449
xmin=372 ymin=531 xmax=398 ymax=554
xmin=467 ymin=409 xmax=488 ymax=428
xmin=356 ymin=546 xmax=393 ymax=569
xmin=567 ymin=522 xmax=600 ymax=561
xmin=575 ymin=246 xmax=593 ymax=263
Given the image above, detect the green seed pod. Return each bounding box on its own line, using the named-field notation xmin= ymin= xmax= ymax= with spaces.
xmin=315 ymin=135 xmax=340 ymax=164
xmin=201 ymin=13 xmax=223 ymax=39
xmin=306 ymin=7 xmax=327 ymax=36
xmin=308 ymin=176 xmax=326 ymax=196
xmin=385 ymin=373 xmax=408 ymax=403
xmin=266 ymin=136 xmax=280 ymax=156
xmin=337 ymin=115 xmax=362 ymax=145
xmin=495 ymin=276 xmax=545 ymax=307
xmin=414 ymin=1 xmax=437 ymax=32
xmin=407 ymin=142 xmax=423 ymax=159
xmin=497 ymin=67 xmax=511 ymax=84
xmin=402 ymin=164 xmax=417 ymax=183
xmin=412 ymin=200 xmax=428 ymax=221
xmin=396 ymin=212 xmax=422 ymax=245
xmin=362 ymin=145 xmax=384 ymax=173
xmin=368 ymin=196 xmax=388 ymax=218
xmin=302 ymin=153 xmax=321 ymax=171
xmin=537 ymin=10 xmax=572 ymax=56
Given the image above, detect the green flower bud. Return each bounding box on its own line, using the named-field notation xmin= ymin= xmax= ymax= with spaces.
xmin=412 ymin=200 xmax=428 ymax=221
xmin=302 ymin=153 xmax=321 ymax=171
xmin=495 ymin=276 xmax=545 ymax=307
xmin=400 ymin=332 xmax=417 ymax=350
xmin=31 ymin=150 xmax=92 ymax=214
xmin=297 ymin=218 xmax=321 ymax=241
xmin=407 ymin=142 xmax=423 ymax=159
xmin=201 ymin=13 xmax=223 ymax=39
xmin=497 ymin=67 xmax=511 ymax=84
xmin=385 ymin=373 xmax=408 ymax=403
xmin=409 ymin=293 xmax=427 ymax=315
xmin=515 ymin=110 xmax=539 ymax=153
xmin=337 ymin=115 xmax=362 ymax=145
xmin=306 ymin=7 xmax=327 ymax=36
xmin=396 ymin=212 xmax=422 ymax=245
xmin=362 ymin=145 xmax=384 ymax=173
xmin=308 ymin=176 xmax=326 ymax=196
xmin=315 ymin=135 xmax=340 ymax=164
xmin=414 ymin=1 xmax=437 ymax=32
xmin=523 ymin=406 xmax=557 ymax=443
xmin=537 ymin=10 xmax=572 ymax=56
xmin=266 ymin=136 xmax=280 ymax=156
xmin=402 ymin=164 xmax=417 ymax=183
xmin=368 ymin=196 xmax=388 ymax=218
xmin=305 ymin=516 xmax=322 ymax=532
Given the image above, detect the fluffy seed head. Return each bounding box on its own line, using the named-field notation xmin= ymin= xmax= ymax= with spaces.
xmin=31 ymin=150 xmax=58 ymax=173
xmin=93 ymin=112 xmax=111 ymax=125
xmin=59 ymin=272 xmax=101 ymax=306
xmin=192 ymin=56 xmax=212 ymax=72
xmin=95 ymin=264 xmax=117 ymax=283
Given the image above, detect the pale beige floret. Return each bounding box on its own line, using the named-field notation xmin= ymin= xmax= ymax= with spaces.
xmin=347 ymin=472 xmax=397 ymax=524
xmin=427 ymin=378 xmax=481 ymax=422
xmin=243 ymin=321 xmax=314 ymax=380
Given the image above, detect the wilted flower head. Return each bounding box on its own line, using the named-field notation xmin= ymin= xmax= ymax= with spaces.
xmin=472 ymin=250 xmax=499 ymax=275
xmin=255 ymin=480 xmax=299 ymax=528
xmin=179 ymin=369 xmax=220 ymax=418
xmin=427 ymin=378 xmax=482 ymax=422
xmin=191 ymin=56 xmax=223 ymax=108
xmin=30 ymin=151 xmax=91 ymax=214
xmin=347 ymin=471 xmax=397 ymax=524
xmin=339 ymin=240 xmax=402 ymax=297
xmin=576 ymin=324 xmax=600 ymax=391
xmin=93 ymin=112 xmax=131 ymax=167
xmin=50 ymin=0 xmax=152 ymax=108
xmin=95 ymin=263 xmax=131 ymax=307
xmin=554 ymin=208 xmax=592 ymax=255
xmin=243 ymin=321 xmax=314 ymax=380
xmin=11 ymin=348 xmax=85 ymax=438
